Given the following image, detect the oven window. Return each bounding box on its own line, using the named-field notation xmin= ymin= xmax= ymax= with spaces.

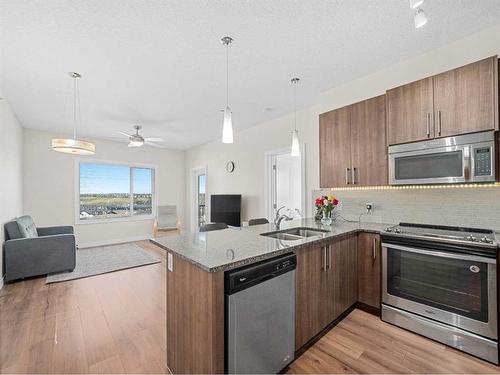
xmin=395 ymin=151 xmax=463 ymax=180
xmin=387 ymin=248 xmax=488 ymax=322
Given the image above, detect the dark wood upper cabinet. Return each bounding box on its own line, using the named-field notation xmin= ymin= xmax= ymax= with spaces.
xmin=350 ymin=95 xmax=388 ymax=186
xmin=387 ymin=56 xmax=498 ymax=145
xmin=433 ymin=56 xmax=499 ymax=138
xmin=319 ymin=96 xmax=387 ymax=188
xmin=319 ymin=107 xmax=351 ymax=188
xmin=386 ymin=77 xmax=434 ymax=145
xmin=357 ymin=232 xmax=381 ymax=310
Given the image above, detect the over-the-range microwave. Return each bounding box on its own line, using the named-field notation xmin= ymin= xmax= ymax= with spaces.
xmin=389 ymin=131 xmax=496 ymax=185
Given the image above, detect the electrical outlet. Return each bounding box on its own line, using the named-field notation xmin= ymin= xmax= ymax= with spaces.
xmin=366 ymin=203 xmax=373 ymax=212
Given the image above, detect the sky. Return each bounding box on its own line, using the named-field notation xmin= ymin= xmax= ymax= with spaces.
xmin=80 ymin=163 xmax=152 ymax=194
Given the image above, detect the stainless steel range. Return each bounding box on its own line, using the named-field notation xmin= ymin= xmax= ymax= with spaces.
xmin=381 ymin=223 xmax=498 ymax=364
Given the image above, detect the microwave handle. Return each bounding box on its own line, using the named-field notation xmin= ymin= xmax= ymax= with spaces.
xmin=463 ymin=147 xmax=471 ymax=181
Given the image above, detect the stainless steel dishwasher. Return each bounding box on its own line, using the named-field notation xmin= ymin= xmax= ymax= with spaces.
xmin=225 ymin=253 xmax=296 ymax=374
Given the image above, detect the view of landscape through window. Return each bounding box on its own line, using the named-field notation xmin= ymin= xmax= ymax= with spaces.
xmin=197 ymin=174 xmax=206 ymax=227
xmin=80 ymin=163 xmax=153 ymax=220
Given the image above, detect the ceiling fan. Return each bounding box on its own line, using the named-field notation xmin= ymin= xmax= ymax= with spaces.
xmin=118 ymin=125 xmax=165 ymax=148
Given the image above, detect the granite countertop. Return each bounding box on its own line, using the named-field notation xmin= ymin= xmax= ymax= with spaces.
xmin=150 ymin=218 xmax=391 ymax=273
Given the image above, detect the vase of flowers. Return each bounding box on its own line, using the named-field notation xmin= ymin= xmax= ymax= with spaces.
xmin=314 ymin=195 xmax=340 ymax=226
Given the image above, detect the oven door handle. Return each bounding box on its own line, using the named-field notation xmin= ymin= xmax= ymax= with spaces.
xmin=382 ymin=243 xmax=496 ymax=264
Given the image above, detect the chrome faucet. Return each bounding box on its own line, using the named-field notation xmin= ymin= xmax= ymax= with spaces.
xmin=274 ymin=206 xmax=294 ymax=230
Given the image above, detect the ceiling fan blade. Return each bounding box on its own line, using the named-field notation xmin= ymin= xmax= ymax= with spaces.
xmin=145 ymin=141 xmax=164 ymax=148
xmin=144 ymin=137 xmax=165 ymax=142
xmin=118 ymin=131 xmax=133 ymax=138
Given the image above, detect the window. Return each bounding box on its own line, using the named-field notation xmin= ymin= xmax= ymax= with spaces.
xmin=78 ymin=162 xmax=155 ymax=221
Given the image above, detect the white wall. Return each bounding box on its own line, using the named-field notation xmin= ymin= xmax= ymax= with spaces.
xmin=185 ymin=24 xmax=500 ymax=226
xmin=0 ymin=98 xmax=24 ymax=286
xmin=23 ymin=129 xmax=185 ymax=247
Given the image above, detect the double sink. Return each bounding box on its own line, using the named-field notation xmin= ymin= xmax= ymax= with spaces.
xmin=261 ymin=227 xmax=330 ymax=241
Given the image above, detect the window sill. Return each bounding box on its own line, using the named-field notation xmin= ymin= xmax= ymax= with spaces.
xmin=75 ymin=215 xmax=155 ymax=225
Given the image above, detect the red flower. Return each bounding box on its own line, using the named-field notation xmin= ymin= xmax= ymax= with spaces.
xmin=332 ymin=198 xmax=339 ymax=205
xmin=315 ymin=198 xmax=323 ymax=206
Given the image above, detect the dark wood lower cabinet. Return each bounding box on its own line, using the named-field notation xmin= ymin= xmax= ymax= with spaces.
xmin=295 ymin=234 xmax=358 ymax=350
xmin=357 ymin=233 xmax=381 ymax=310
xmin=295 ymin=243 xmax=329 ymax=349
xmin=330 ymin=234 xmax=358 ymax=320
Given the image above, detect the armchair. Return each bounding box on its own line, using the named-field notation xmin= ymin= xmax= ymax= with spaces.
xmin=3 ymin=216 xmax=76 ymax=282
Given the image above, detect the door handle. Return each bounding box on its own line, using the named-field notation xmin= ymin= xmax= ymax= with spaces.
xmin=426 ymin=112 xmax=431 ymax=138
xmin=437 ymin=110 xmax=442 ymax=136
xmin=372 ymin=237 xmax=377 ymax=260
xmin=345 ymin=167 xmax=351 ymax=185
xmin=351 ymin=167 xmax=356 ymax=185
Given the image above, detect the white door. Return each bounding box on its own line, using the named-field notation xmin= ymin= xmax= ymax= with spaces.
xmin=266 ymin=149 xmax=304 ymax=220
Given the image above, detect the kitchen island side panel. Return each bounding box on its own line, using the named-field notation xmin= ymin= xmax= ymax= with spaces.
xmin=166 ymin=252 xmax=224 ymax=374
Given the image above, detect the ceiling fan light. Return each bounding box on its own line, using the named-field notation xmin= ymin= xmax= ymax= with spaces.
xmin=291 ymin=130 xmax=300 ymax=157
xmin=52 ymin=138 xmax=95 ymax=155
xmin=409 ymin=0 xmax=424 ymax=9
xmin=222 ymin=107 xmax=234 ymax=144
xmin=129 ymin=139 xmax=144 ymax=147
xmin=414 ymin=8 xmax=427 ymax=28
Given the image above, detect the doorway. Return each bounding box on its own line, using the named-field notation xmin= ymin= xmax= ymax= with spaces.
xmin=265 ymin=147 xmax=305 ymax=221
xmin=190 ymin=166 xmax=207 ymax=231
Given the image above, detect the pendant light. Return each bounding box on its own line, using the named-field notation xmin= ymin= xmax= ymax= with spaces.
xmin=290 ymin=77 xmax=301 ymax=157
xmin=414 ymin=8 xmax=428 ymax=28
xmin=221 ymin=36 xmax=234 ymax=144
xmin=52 ymin=72 xmax=95 ymax=155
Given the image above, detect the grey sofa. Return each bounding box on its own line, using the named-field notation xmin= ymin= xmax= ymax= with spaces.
xmin=3 ymin=215 xmax=76 ymax=282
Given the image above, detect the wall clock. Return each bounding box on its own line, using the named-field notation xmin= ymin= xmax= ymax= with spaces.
xmin=226 ymin=161 xmax=235 ymax=173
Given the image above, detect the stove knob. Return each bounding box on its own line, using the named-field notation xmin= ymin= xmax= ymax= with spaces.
xmin=395 ymin=228 xmax=402 ymax=234
xmin=385 ymin=228 xmax=392 ymax=232
xmin=466 ymin=235 xmax=477 ymax=242
xmin=480 ymin=236 xmax=493 ymax=244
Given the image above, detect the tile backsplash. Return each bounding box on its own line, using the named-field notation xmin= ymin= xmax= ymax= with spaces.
xmin=313 ymin=187 xmax=500 ymax=231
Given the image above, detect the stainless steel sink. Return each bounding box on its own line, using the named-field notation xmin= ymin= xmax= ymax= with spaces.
xmin=281 ymin=227 xmax=329 ymax=237
xmin=261 ymin=227 xmax=329 ymax=241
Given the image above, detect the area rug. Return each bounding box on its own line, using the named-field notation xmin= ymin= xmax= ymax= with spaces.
xmin=46 ymin=243 xmax=161 ymax=283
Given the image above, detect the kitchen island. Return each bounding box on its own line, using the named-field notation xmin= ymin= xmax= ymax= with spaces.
xmin=151 ymin=218 xmax=388 ymax=374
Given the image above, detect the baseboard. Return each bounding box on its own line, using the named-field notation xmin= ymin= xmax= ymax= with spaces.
xmin=355 ymin=301 xmax=381 ymax=316
xmin=78 ymin=235 xmax=152 ymax=249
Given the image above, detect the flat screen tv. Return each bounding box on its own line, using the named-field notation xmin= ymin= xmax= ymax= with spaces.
xmin=210 ymin=194 xmax=241 ymax=227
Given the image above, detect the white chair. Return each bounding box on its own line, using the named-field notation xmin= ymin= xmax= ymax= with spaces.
xmin=154 ymin=205 xmax=178 ymax=235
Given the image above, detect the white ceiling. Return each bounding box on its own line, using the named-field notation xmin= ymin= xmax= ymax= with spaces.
xmin=1 ymin=1 xmax=500 ymax=150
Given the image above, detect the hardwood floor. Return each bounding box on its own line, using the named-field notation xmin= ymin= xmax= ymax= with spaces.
xmin=0 ymin=241 xmax=167 ymax=374
xmin=289 ymin=309 xmax=500 ymax=374
xmin=1 ymin=240 xmax=499 ymax=374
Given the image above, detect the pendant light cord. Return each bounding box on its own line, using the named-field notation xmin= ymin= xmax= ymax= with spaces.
xmin=294 ymin=81 xmax=297 ymax=132
xmin=73 ymin=76 xmax=77 ymax=139
xmin=226 ymin=42 xmax=229 ymax=107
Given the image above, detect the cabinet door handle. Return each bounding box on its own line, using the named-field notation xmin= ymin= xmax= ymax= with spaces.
xmin=328 ymin=244 xmax=332 ymax=270
xmin=351 ymin=167 xmax=356 ymax=185
xmin=437 ymin=110 xmax=442 ymax=136
xmin=426 ymin=112 xmax=431 ymax=137
xmin=323 ymin=246 xmax=328 ymax=271
xmin=372 ymin=237 xmax=377 ymax=260
xmin=345 ymin=167 xmax=351 ymax=185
